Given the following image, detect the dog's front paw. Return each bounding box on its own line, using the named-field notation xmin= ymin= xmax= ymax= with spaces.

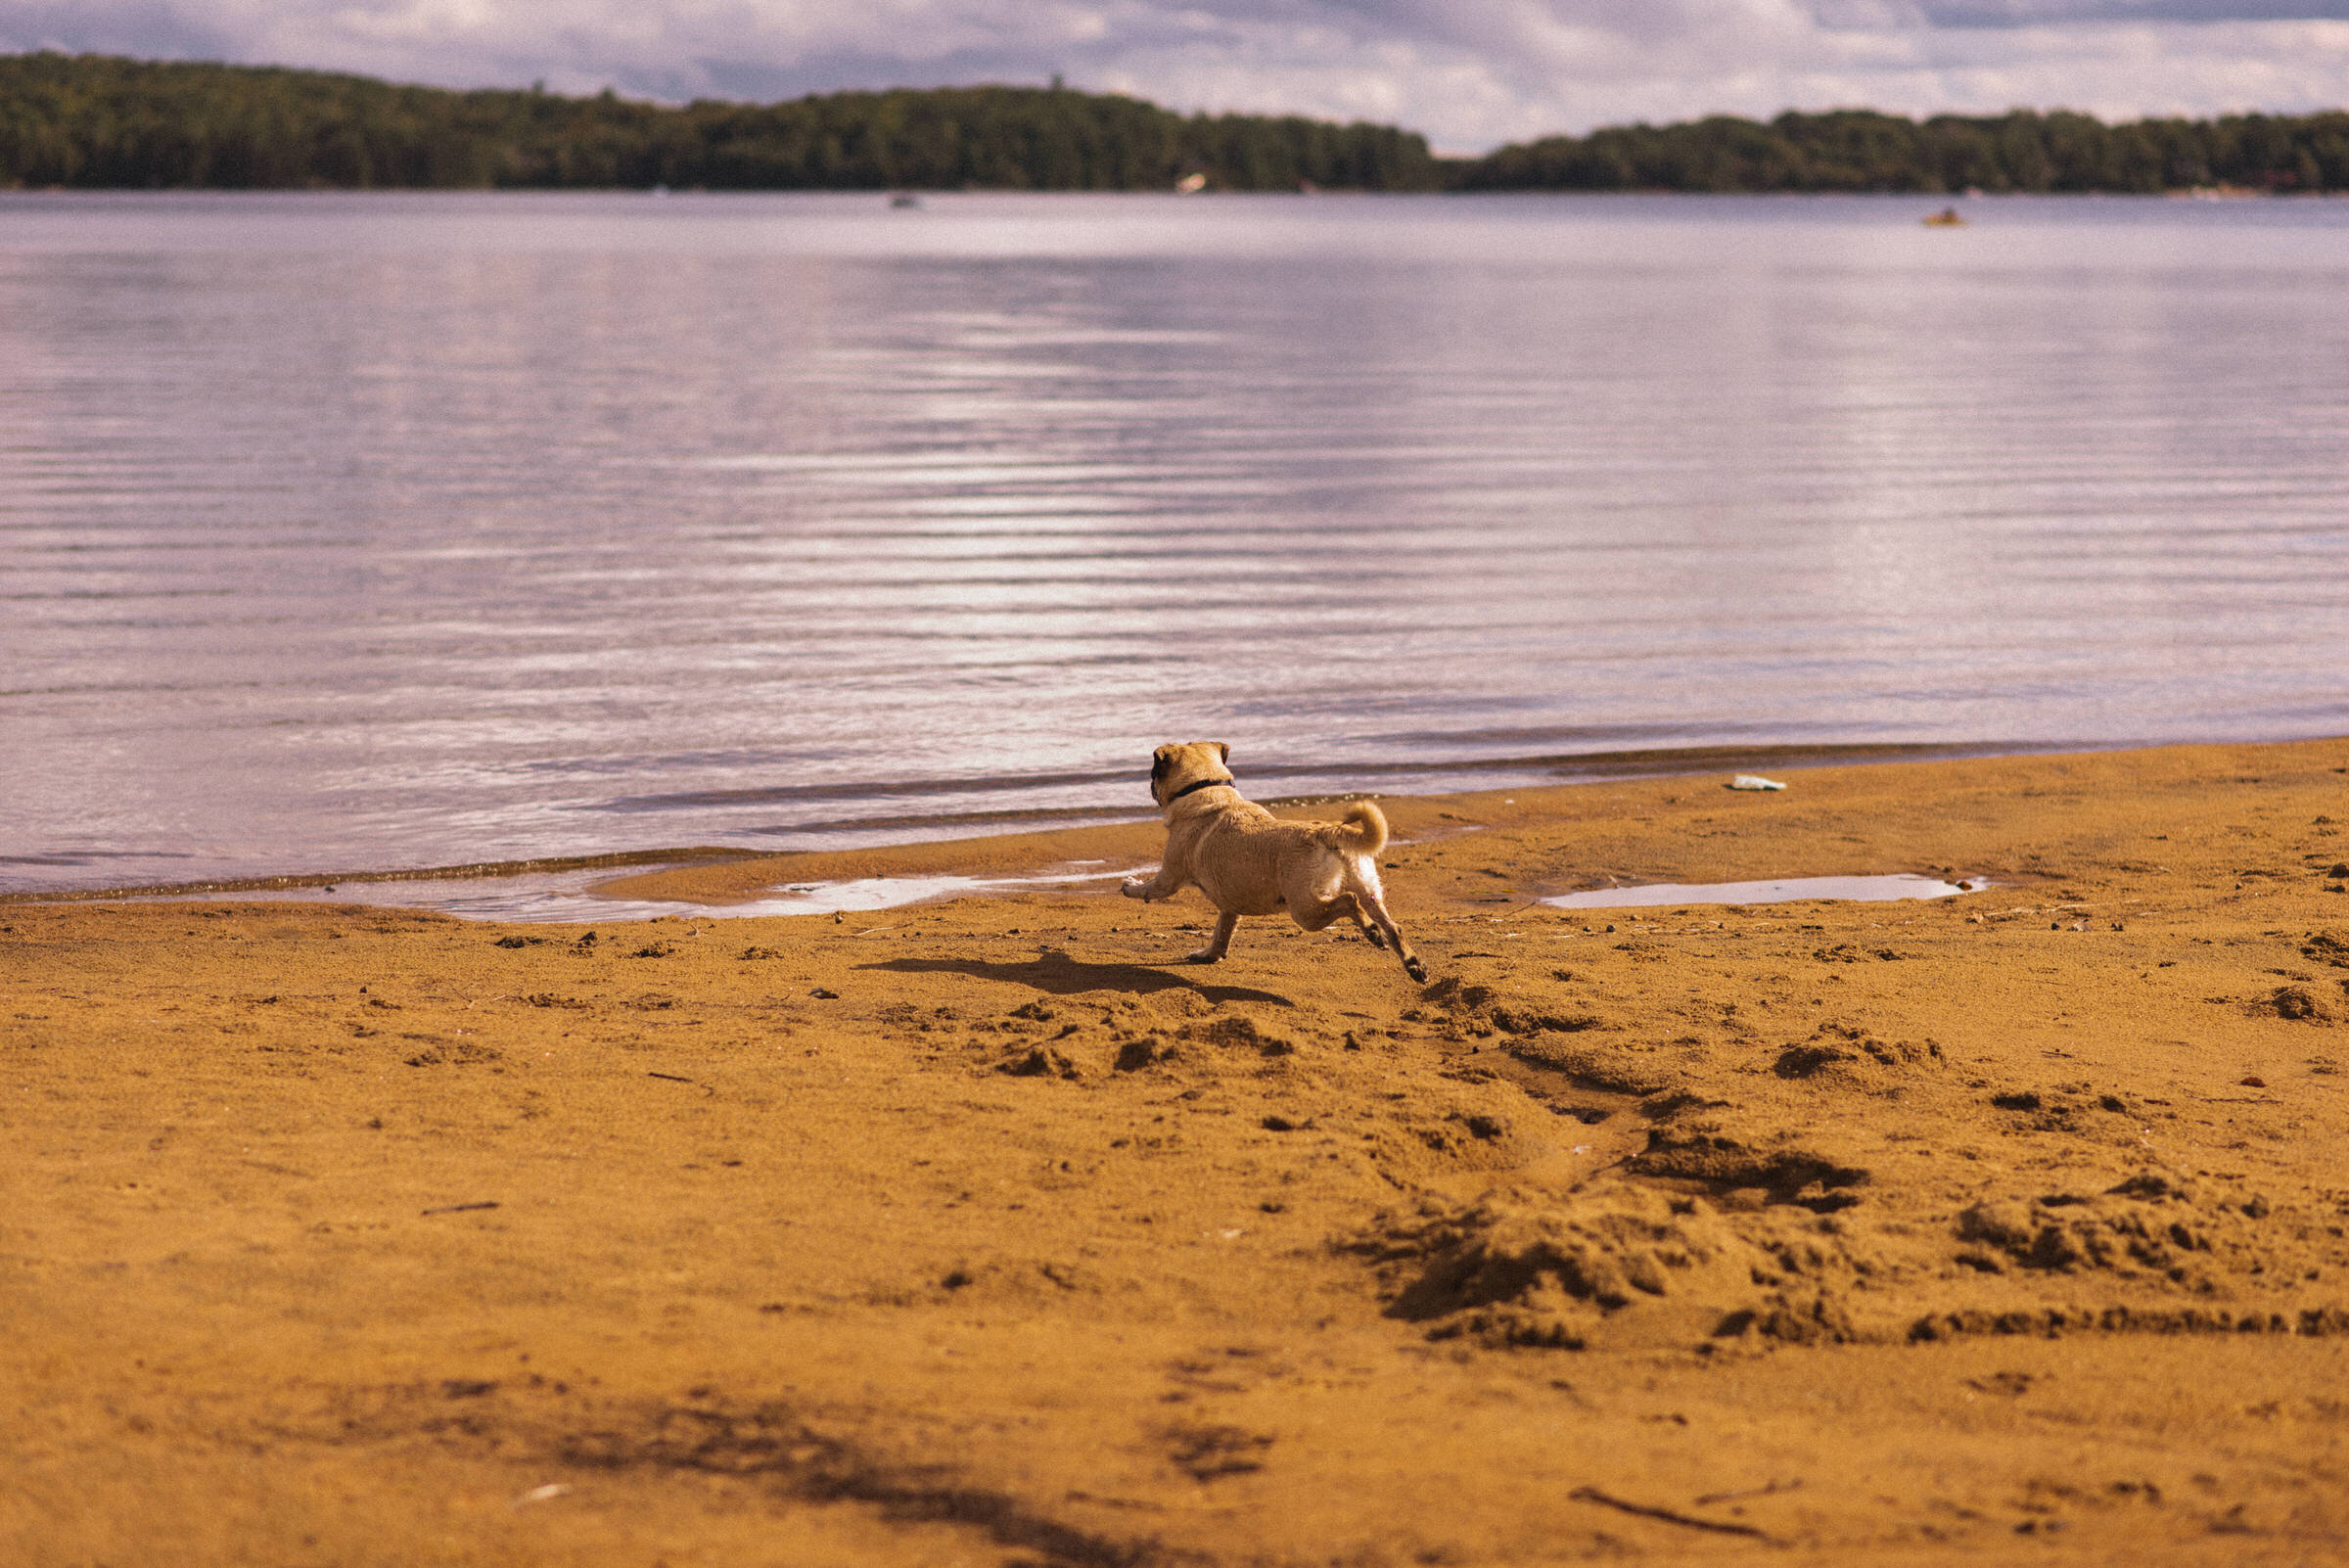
xmin=1361 ymin=927 xmax=1390 ymax=950
xmin=1121 ymin=878 xmax=1151 ymax=900
xmin=1185 ymin=947 xmax=1222 ymax=965
xmin=1404 ymin=956 xmax=1428 ymax=983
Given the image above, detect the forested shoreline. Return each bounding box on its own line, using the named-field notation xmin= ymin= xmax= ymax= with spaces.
xmin=0 ymin=53 xmax=1441 ymax=192
xmin=1459 ymin=107 xmax=2349 ymax=194
xmin=4 ymin=51 xmax=2346 ymax=194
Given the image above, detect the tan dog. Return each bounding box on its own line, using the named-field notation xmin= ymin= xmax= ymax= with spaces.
xmin=1121 ymin=742 xmax=1425 ymax=981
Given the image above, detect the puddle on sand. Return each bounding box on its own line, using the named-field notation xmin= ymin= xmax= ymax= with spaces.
xmin=167 ymin=861 xmax=1972 ymax=922
xmin=176 ymin=865 xmax=1137 ymax=924
xmin=1543 ymin=874 xmax=1982 ymax=910
xmin=699 ymin=869 xmax=1133 ymax=920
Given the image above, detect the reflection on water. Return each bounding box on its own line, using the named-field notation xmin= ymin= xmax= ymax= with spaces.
xmin=5 ymin=192 xmax=2348 ymax=893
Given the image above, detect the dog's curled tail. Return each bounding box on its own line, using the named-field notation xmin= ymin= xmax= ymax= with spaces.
xmin=1335 ymin=801 xmax=1389 ymax=857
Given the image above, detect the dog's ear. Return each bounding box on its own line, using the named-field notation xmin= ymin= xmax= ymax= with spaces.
xmin=1215 ymin=742 xmax=1230 ymax=763
xmin=1151 ymin=745 xmax=1174 ymax=778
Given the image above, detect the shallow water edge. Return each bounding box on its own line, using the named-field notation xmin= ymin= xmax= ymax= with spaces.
xmin=0 ymin=737 xmax=2086 ymax=910
xmin=0 ymin=737 xmax=2073 ymax=904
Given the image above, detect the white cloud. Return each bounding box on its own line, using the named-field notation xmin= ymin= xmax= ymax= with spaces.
xmin=5 ymin=0 xmax=2349 ymax=151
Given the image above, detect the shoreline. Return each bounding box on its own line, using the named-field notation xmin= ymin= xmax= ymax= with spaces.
xmin=1 ymin=736 xmax=2093 ymax=908
xmin=9 ymin=734 xmax=2349 ymax=1563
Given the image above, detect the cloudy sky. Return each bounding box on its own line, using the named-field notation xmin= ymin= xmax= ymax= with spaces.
xmin=7 ymin=0 xmax=2349 ymax=152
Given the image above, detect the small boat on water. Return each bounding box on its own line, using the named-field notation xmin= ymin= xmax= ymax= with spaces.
xmin=1922 ymin=207 xmax=1965 ymax=227
xmin=889 ymin=192 xmax=922 ymax=209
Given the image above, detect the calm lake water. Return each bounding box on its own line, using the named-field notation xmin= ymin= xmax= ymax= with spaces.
xmin=5 ymin=191 xmax=2348 ymax=895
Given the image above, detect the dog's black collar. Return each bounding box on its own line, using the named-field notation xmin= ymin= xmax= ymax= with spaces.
xmin=1167 ymin=775 xmax=1235 ymax=803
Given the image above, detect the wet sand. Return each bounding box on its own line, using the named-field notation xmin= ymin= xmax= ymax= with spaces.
xmin=7 ymin=738 xmax=2349 ymax=1565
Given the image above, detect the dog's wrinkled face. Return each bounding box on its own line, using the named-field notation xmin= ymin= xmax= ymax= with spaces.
xmin=1149 ymin=741 xmax=1232 ymax=806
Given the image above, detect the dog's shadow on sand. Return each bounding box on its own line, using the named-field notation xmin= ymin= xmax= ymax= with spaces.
xmin=862 ymin=949 xmax=1293 ymax=1007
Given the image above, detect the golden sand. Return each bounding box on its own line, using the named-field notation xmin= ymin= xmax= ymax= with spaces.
xmin=7 ymin=739 xmax=2349 ymax=1564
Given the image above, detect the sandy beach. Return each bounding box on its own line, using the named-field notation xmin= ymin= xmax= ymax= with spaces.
xmin=8 ymin=737 xmax=2349 ymax=1565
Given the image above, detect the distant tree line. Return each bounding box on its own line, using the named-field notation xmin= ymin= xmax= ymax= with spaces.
xmin=0 ymin=53 xmax=1441 ymax=191
xmin=5 ymin=54 xmax=2347 ymax=195
xmin=1457 ymin=108 xmax=2349 ymax=194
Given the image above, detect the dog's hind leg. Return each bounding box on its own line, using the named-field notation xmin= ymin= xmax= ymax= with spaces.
xmin=1353 ymin=886 xmax=1426 ymax=983
xmin=1307 ymin=895 xmax=1397 ymax=955
xmin=1291 ymin=891 xmax=1391 ymax=950
xmin=1188 ymin=910 xmax=1239 ymax=965
xmin=1320 ymin=857 xmax=1423 ymax=980
xmin=1288 ymin=890 xmax=1359 ymax=933
xmin=1282 ymin=852 xmax=1366 ymax=937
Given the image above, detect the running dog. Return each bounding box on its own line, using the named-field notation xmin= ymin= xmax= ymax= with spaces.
xmin=1121 ymin=741 xmax=1425 ymax=980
